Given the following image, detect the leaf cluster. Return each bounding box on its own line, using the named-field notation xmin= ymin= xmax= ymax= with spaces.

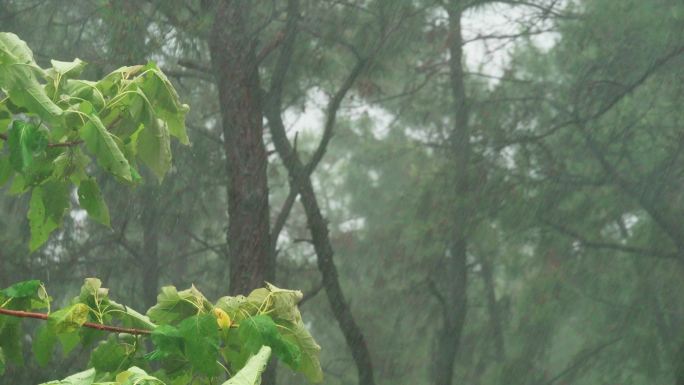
xmin=0 ymin=32 xmax=189 ymax=250
xmin=0 ymin=279 xmax=322 ymax=385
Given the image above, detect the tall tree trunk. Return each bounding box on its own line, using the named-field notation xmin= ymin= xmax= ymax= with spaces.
xmin=206 ymin=1 xmax=274 ymax=295
xmin=206 ymin=3 xmax=275 ymax=384
xmin=434 ymin=3 xmax=470 ymax=385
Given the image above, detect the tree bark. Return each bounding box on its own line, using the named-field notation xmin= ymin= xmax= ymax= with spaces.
xmin=433 ymin=3 xmax=470 ymax=385
xmin=205 ymin=3 xmax=275 ymax=384
xmin=206 ymin=0 xmax=274 ymax=295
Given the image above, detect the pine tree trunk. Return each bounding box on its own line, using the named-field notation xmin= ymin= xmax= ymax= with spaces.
xmin=433 ymin=3 xmax=470 ymax=385
xmin=207 ymin=0 xmax=274 ymax=295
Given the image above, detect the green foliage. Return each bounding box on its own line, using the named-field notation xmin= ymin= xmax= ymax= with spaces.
xmin=48 ymin=304 xmax=90 ymax=333
xmin=33 ymin=325 xmax=57 ymax=367
xmin=0 ymin=279 xmax=43 ymax=299
xmin=77 ymin=179 xmax=110 ymax=226
xmin=89 ymin=336 xmax=133 ymax=373
xmin=238 ymin=315 xmax=301 ymax=369
xmin=0 ymin=318 xmax=23 ymax=366
xmin=221 ymin=346 xmax=271 ymax=385
xmin=147 ymin=285 xmax=212 ymax=325
xmin=0 ymin=279 xmax=323 ymax=385
xmin=0 ymin=348 xmax=4 ymax=376
xmin=0 ymin=32 xmax=189 ymax=250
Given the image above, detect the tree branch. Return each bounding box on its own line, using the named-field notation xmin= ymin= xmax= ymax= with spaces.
xmin=542 ymin=218 xmax=678 ymax=259
xmin=539 ymin=337 xmax=622 ymax=385
xmin=265 ymin=2 xmax=378 ymax=384
xmin=0 ymin=308 xmax=152 ymax=335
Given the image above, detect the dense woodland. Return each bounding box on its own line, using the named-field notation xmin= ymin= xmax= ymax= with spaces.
xmin=1 ymin=0 xmax=684 ymax=384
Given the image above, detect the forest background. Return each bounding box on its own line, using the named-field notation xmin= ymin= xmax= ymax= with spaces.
xmin=1 ymin=0 xmax=684 ymax=384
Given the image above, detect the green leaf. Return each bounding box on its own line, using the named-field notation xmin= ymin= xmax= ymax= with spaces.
xmin=222 ymin=346 xmax=271 ymax=385
xmin=8 ymin=120 xmax=48 ymax=173
xmin=0 ymin=347 xmax=5 ymax=376
xmin=136 ymin=116 xmax=171 ymax=181
xmin=106 ymin=299 xmax=156 ymax=331
xmin=0 ymin=32 xmax=36 ymax=64
xmin=114 ymin=366 xmax=165 ymax=385
xmin=79 ymin=278 xmax=109 ymax=304
xmin=90 ymin=335 xmax=131 ymax=373
xmin=33 ymin=324 xmax=57 ymax=367
xmin=50 ymin=59 xmax=87 ymax=78
xmin=147 ymin=285 xmax=211 ymax=325
xmin=0 ymin=117 xmax=9 ymax=131
xmin=62 ymin=79 xmax=105 ymax=111
xmin=58 ymin=332 xmax=80 ymax=355
xmin=279 ymin=320 xmax=323 ymax=383
xmin=0 ymin=279 xmax=42 ymax=298
xmin=8 ymin=172 xmax=26 ymax=194
xmin=51 ymin=148 xmax=89 ymax=182
xmin=146 ymin=324 xmax=183 ymax=361
xmin=0 ymin=33 xmax=63 ymax=124
xmin=0 ymin=156 xmax=13 ymax=187
xmin=139 ymin=62 xmax=189 ymax=145
xmin=0 ymin=107 xmax=10 ymax=140
xmin=27 ymin=188 xmax=49 ymax=250
xmin=39 ymin=368 xmax=95 ymax=385
xmin=48 ymin=303 xmax=89 ymax=334
xmin=265 ymin=283 xmax=303 ymax=323
xmin=28 ymin=182 xmax=69 ymax=251
xmin=0 ymin=317 xmax=23 ymax=366
xmin=81 ymin=112 xmax=132 ymax=181
xmin=245 ymin=288 xmax=271 ymax=308
xmin=78 ymin=179 xmax=110 ymax=226
xmin=0 ymin=279 xmax=48 ymax=311
xmin=45 ymin=59 xmax=87 ymax=98
xmin=238 ymin=315 xmax=301 ymax=370
xmin=215 ymin=295 xmax=249 ymax=320
xmin=96 ymin=65 xmax=143 ymax=97
xmin=178 ymin=314 xmax=220 ymax=376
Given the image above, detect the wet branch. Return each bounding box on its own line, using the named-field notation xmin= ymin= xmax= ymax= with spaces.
xmin=0 ymin=308 xmax=152 ymax=335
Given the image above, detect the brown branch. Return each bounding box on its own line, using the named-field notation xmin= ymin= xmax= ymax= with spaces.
xmin=0 ymin=308 xmax=151 ymax=335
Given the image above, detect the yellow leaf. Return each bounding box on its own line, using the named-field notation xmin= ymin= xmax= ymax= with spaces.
xmin=213 ymin=307 xmax=232 ymax=329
